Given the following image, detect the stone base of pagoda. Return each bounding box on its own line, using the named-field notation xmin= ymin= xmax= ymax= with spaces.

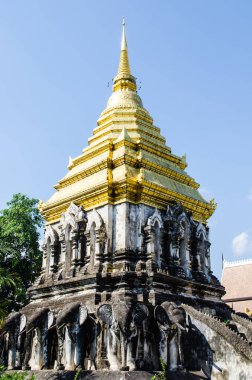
xmin=7 ymin=370 xmax=205 ymax=380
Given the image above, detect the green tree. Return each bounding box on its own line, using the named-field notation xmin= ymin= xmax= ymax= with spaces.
xmin=0 ymin=193 xmax=43 ymax=318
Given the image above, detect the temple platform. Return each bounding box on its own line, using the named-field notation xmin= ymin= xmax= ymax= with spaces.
xmin=11 ymin=370 xmax=207 ymax=380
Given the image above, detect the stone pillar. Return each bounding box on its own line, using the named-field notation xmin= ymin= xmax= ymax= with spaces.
xmin=41 ymin=322 xmax=49 ymax=369
xmin=30 ymin=328 xmax=43 ymax=370
xmin=15 ymin=334 xmax=21 ymax=369
xmin=7 ymin=332 xmax=16 ymax=370
xmin=71 ymin=232 xmax=79 ymax=270
xmin=185 ymin=236 xmax=192 ymax=270
xmin=179 ymin=224 xmax=191 ymax=272
xmin=58 ymin=234 xmax=66 ymax=274
xmin=49 ymin=244 xmax=58 ymax=273
xmin=22 ymin=330 xmax=32 ymax=370
xmin=146 ymin=225 xmax=164 ymax=270
xmin=171 ymin=234 xmax=180 ymax=265
xmin=158 ymin=329 xmax=168 ymax=367
xmin=77 ymin=234 xmax=85 ymax=268
xmin=195 ymin=240 xmax=202 ymax=272
xmin=179 ymin=235 xmax=186 ymax=268
xmin=205 ymin=242 xmax=211 ymax=275
xmin=84 ymin=231 xmax=91 ymax=271
xmin=56 ymin=327 xmax=65 ymax=370
xmin=169 ymin=334 xmax=179 ymax=371
xmin=198 ymin=239 xmax=206 ymax=274
xmin=144 ymin=225 xmax=156 ymax=270
xmin=64 ymin=325 xmax=75 ymax=370
xmin=205 ymin=228 xmax=211 ymax=274
xmin=94 ymin=228 xmax=103 ymax=271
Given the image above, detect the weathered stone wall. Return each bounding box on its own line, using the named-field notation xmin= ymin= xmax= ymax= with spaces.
xmin=2 ymin=203 xmax=237 ymax=376
xmin=183 ymin=305 xmax=252 ymax=379
xmin=111 ymin=203 xmax=155 ymax=252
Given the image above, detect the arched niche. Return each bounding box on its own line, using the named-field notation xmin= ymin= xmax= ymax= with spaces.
xmin=147 ymin=208 xmax=164 ymax=229
xmin=85 ymin=209 xmax=106 ymax=272
xmin=145 ymin=209 xmax=164 ymax=269
xmin=2 ymin=312 xmax=24 ymax=370
xmin=177 ymin=213 xmax=191 ymax=269
xmin=59 ymin=202 xmax=87 ymax=274
xmin=44 ymin=225 xmax=59 ymax=275
xmin=195 ymin=223 xmax=210 ymax=274
xmin=86 ymin=209 xmax=103 ymax=231
xmin=64 ymin=223 xmax=73 ymax=272
xmin=60 ymin=202 xmax=87 ymax=234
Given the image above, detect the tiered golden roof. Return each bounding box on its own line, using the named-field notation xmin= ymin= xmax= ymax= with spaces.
xmin=40 ymin=20 xmax=216 ymax=223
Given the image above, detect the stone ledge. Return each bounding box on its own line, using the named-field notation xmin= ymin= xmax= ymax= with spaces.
xmin=7 ymin=370 xmax=206 ymax=380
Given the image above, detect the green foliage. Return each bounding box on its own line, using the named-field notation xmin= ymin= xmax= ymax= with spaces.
xmin=151 ymin=358 xmax=167 ymax=380
xmin=74 ymin=369 xmax=82 ymax=380
xmin=0 ymin=193 xmax=43 ymax=318
xmin=0 ymin=365 xmax=4 ymax=376
xmin=0 ymin=365 xmax=36 ymax=380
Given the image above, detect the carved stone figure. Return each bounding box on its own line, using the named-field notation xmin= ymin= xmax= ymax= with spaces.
xmin=155 ymin=302 xmax=186 ymax=371
xmin=56 ymin=302 xmax=88 ymax=370
xmin=15 ymin=314 xmax=27 ymax=369
xmin=22 ymin=308 xmax=52 ymax=370
xmin=98 ymin=300 xmax=158 ymax=371
xmin=1 ymin=312 xmax=22 ymax=369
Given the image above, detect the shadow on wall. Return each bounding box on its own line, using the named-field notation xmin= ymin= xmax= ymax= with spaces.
xmin=182 ymin=316 xmax=213 ymax=379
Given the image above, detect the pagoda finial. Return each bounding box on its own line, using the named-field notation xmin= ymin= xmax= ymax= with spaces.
xmin=118 ymin=17 xmax=130 ymax=76
xmin=113 ymin=18 xmax=136 ymax=92
xmin=121 ymin=17 xmax=126 ymax=50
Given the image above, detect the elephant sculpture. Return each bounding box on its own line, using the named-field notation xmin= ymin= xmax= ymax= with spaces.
xmin=98 ymin=301 xmax=158 ymax=371
xmin=1 ymin=312 xmax=26 ymax=370
xmin=56 ymin=302 xmax=90 ymax=370
xmin=22 ymin=308 xmax=54 ymax=370
xmin=155 ymin=302 xmax=186 ymax=371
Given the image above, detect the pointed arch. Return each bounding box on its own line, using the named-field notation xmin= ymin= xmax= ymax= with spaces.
xmin=85 ymin=209 xmax=106 ymax=272
xmin=145 ymin=209 xmax=164 ymax=269
xmin=196 ymin=223 xmax=208 ymax=241
xmin=58 ymin=203 xmax=87 ymax=274
xmin=86 ymin=209 xmax=104 ymax=231
xmin=60 ymin=202 xmax=87 ymax=235
xmin=44 ymin=225 xmax=60 ymax=275
xmin=195 ymin=222 xmax=209 ymax=274
xmin=60 ymin=204 xmax=78 ymax=236
xmin=44 ymin=225 xmax=58 ymax=245
xmin=147 ymin=208 xmax=163 ymax=229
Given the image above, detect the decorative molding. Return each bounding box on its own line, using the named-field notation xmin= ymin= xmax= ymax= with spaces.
xmin=86 ymin=208 xmax=104 ymax=230
xmin=44 ymin=225 xmax=58 ymax=245
xmin=147 ymin=208 xmax=163 ymax=228
xmin=223 ymin=258 xmax=252 ymax=268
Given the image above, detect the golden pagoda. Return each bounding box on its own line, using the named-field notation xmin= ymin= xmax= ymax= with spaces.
xmin=40 ymin=19 xmax=215 ymax=225
xmin=3 ymin=20 xmax=252 ymax=379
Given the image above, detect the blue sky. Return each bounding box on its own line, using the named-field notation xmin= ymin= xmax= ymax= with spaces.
xmin=0 ymin=1 xmax=252 ymax=279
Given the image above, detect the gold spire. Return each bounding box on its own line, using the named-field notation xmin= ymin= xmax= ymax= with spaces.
xmin=113 ymin=18 xmax=137 ymax=92
xmin=118 ymin=17 xmax=131 ymax=76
